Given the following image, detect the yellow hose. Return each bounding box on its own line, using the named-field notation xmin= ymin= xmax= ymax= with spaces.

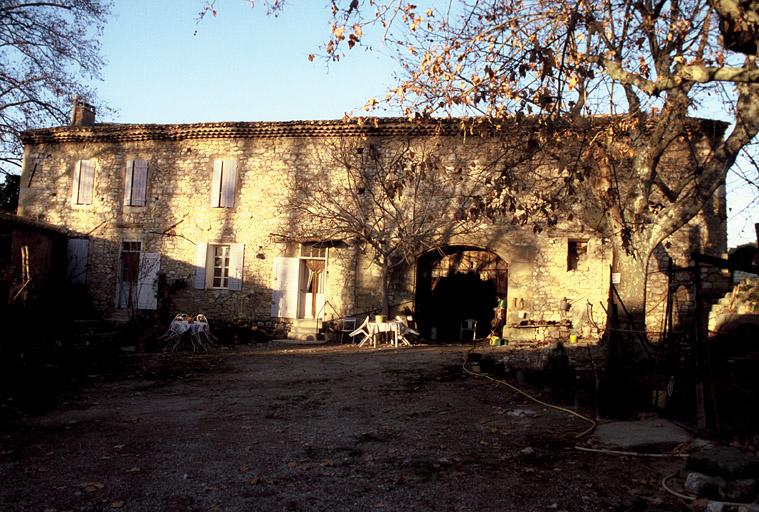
xmin=462 ymin=344 xmax=597 ymax=439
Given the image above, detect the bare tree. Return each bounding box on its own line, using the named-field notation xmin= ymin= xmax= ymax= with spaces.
xmin=0 ymin=0 xmax=110 ymax=176
xmin=284 ymin=135 xmax=482 ymax=315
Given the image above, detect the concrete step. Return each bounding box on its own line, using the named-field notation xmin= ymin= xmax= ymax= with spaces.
xmin=288 ymin=318 xmax=322 ymax=340
xmin=106 ymin=309 xmax=130 ymax=323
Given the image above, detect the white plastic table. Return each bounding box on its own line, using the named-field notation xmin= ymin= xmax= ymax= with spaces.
xmin=358 ymin=320 xmax=416 ymax=348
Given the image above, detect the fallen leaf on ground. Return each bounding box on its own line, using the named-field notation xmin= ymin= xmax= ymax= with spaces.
xmin=322 ymin=459 xmax=333 ymax=466
xmin=249 ymin=476 xmax=260 ymax=485
xmin=239 ymin=465 xmax=250 ymax=473
xmin=111 ymin=501 xmax=124 ymax=509
xmin=287 ymin=461 xmax=298 ymax=469
xmin=79 ymin=482 xmax=104 ymax=493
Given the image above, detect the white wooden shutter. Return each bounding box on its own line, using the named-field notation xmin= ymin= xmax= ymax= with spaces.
xmin=72 ymin=160 xmax=82 ymax=205
xmin=66 ymin=238 xmax=89 ymax=284
xmin=137 ymin=252 xmax=160 ymax=310
xmin=220 ymin=159 xmax=237 ymax=207
xmin=271 ymin=257 xmax=299 ymax=318
xmin=228 ymin=243 xmax=244 ymax=290
xmin=194 ymin=242 xmax=208 ymax=289
xmin=78 ymin=160 xmax=94 ymax=204
xmin=132 ymin=160 xmax=148 ymax=206
xmin=123 ymin=160 xmax=134 ymax=205
xmin=210 ymin=160 xmax=223 ymax=207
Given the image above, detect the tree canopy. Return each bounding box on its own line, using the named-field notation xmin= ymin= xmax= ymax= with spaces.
xmin=0 ymin=0 xmax=110 ymax=176
xmin=224 ymin=0 xmax=756 ymax=262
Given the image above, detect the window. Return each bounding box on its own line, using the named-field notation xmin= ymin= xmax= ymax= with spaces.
xmin=194 ymin=242 xmax=244 ymax=290
xmin=210 ymin=159 xmax=238 ymax=208
xmin=72 ymin=159 xmax=95 ymax=205
xmin=210 ymin=245 xmax=230 ymax=288
xmin=300 ymin=243 xmax=327 ymax=259
xmin=124 ymin=159 xmax=148 ymax=206
xmin=567 ymin=240 xmax=588 ymax=271
xmin=120 ymin=241 xmax=142 ymax=283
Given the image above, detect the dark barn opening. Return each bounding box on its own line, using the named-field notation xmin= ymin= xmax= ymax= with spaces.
xmin=415 ymin=246 xmax=508 ymax=341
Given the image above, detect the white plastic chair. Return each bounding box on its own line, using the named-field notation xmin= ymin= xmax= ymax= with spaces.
xmin=349 ymin=316 xmax=372 ymax=346
xmin=339 ymin=317 xmax=357 ymax=343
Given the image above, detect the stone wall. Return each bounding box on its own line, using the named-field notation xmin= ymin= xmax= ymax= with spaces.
xmin=16 ymin=119 xmax=727 ymax=342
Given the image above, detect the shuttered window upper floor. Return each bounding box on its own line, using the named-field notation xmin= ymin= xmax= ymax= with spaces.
xmin=124 ymin=159 xmax=149 ymax=207
xmin=61 ymin=157 xmax=241 ymax=210
xmin=210 ymin=159 xmax=238 ymax=208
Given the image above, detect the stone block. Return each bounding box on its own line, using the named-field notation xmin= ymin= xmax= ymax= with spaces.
xmin=685 ymin=472 xmax=725 ymax=498
xmin=688 ymin=447 xmax=759 ymax=480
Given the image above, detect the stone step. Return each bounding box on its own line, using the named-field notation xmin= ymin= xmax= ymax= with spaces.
xmin=106 ymin=309 xmax=130 ymax=323
xmin=287 ymin=318 xmax=322 ymax=340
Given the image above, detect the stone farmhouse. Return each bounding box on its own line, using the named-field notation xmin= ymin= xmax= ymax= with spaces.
xmin=16 ymin=102 xmax=728 ymax=342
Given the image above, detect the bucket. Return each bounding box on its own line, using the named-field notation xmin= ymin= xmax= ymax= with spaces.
xmin=375 ymin=315 xmax=385 ymax=323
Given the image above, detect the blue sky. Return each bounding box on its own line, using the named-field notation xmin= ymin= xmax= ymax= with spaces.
xmin=97 ymin=0 xmax=755 ymax=247
xmin=99 ymin=1 xmax=398 ymax=123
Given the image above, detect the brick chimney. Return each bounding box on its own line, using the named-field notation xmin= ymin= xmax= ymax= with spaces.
xmin=71 ymin=97 xmax=96 ymax=126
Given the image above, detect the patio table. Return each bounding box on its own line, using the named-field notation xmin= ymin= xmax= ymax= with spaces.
xmin=358 ymin=320 xmax=417 ymax=348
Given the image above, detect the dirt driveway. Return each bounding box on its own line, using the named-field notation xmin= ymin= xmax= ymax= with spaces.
xmin=0 ymin=344 xmax=686 ymax=511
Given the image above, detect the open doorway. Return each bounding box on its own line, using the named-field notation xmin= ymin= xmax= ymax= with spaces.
xmin=415 ymin=246 xmax=508 ymax=341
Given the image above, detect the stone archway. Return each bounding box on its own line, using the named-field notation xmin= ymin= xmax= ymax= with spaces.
xmin=415 ymin=246 xmax=508 ymax=341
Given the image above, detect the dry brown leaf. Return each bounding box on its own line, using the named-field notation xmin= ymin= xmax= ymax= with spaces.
xmin=79 ymin=482 xmax=104 ymax=493
xmin=110 ymin=501 xmax=124 ymax=509
xmin=238 ymin=465 xmax=250 ymax=473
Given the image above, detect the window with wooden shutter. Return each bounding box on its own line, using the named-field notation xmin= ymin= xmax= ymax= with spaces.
xmin=73 ymin=160 xmax=95 ymax=205
xmin=194 ymin=242 xmax=244 ymax=290
xmin=210 ymin=159 xmax=238 ymax=208
xmin=124 ymin=159 xmax=148 ymax=206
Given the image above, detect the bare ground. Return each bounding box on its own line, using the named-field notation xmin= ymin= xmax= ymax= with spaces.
xmin=0 ymin=343 xmax=688 ymax=511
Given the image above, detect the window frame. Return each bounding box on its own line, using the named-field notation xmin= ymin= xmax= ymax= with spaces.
xmin=194 ymin=242 xmax=244 ymax=291
xmin=207 ymin=244 xmax=231 ymax=289
xmin=567 ymin=239 xmax=589 ymax=272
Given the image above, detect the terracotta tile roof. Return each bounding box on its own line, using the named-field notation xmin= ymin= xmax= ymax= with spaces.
xmin=20 ymin=118 xmax=480 ymax=144
xmin=20 ymin=116 xmax=727 ymax=145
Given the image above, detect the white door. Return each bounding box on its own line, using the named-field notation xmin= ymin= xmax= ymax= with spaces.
xmin=271 ymin=257 xmax=300 ymax=318
xmin=299 ymin=260 xmax=325 ymax=319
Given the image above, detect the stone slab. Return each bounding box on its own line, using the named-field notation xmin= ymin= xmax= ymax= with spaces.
xmin=688 ymin=446 xmax=759 ymax=479
xmin=591 ymin=418 xmax=691 ymax=450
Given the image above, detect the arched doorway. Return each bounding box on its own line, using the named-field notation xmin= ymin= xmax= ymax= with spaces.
xmin=415 ymin=246 xmax=508 ymax=341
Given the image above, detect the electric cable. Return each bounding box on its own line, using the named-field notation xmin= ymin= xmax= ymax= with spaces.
xmin=461 ymin=340 xmax=597 ymax=439
xmin=574 ymin=446 xmax=687 ymax=458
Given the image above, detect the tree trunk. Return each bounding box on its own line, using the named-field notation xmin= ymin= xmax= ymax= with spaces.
xmin=380 ymin=258 xmax=390 ymax=317
xmin=610 ymin=243 xmax=648 ymax=329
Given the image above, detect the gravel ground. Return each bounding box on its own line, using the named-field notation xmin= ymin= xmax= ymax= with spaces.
xmin=0 ymin=343 xmax=688 ymax=511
